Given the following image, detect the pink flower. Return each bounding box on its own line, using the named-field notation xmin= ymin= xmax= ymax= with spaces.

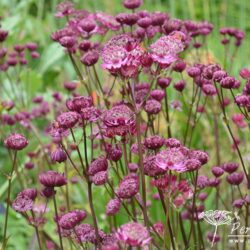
xmin=102 ymin=104 xmax=136 ymax=137
xmin=150 ymin=31 xmax=185 ymax=66
xmin=232 ymin=113 xmax=247 ymax=128
xmin=116 ymin=222 xmax=151 ymax=246
xmin=117 ymin=174 xmax=139 ymax=199
xmin=55 ymin=1 xmax=74 ymax=18
xmin=101 ymin=34 xmax=144 ymax=77
xmin=12 ymin=195 xmax=33 ymax=212
xmin=155 ymin=147 xmax=189 ymax=172
xmin=96 ymin=12 xmax=121 ymax=31
xmin=4 ymin=133 xmax=28 ymax=151
xmin=59 ymin=210 xmax=87 ymax=230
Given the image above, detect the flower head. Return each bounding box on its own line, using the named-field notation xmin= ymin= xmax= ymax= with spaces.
xmin=39 ymin=171 xmax=67 ymax=187
xmin=56 ymin=111 xmax=79 ymax=129
xmin=102 ymin=104 xmax=135 ymax=136
xmin=150 ymin=31 xmax=185 ymax=66
xmin=101 ymin=34 xmax=144 ymax=77
xmin=12 ymin=195 xmax=33 ymax=212
xmin=117 ymin=174 xmax=139 ymax=199
xmin=59 ymin=210 xmax=87 ymax=230
xmin=116 ymin=222 xmax=151 ymax=246
xmin=4 ymin=133 xmax=28 ymax=151
xmin=106 ymin=198 xmax=121 ymax=216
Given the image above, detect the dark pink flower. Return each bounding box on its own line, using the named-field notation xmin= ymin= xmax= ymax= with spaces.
xmin=155 ymin=147 xmax=189 ymax=172
xmin=102 ymin=104 xmax=135 ymax=136
xmin=56 ymin=111 xmax=79 ymax=129
xmin=232 ymin=113 xmax=247 ymax=128
xmin=91 ymin=171 xmax=108 ymax=186
xmin=59 ymin=210 xmax=87 ymax=230
xmin=4 ymin=133 xmax=28 ymax=151
xmin=144 ymin=155 xmax=166 ymax=177
xmin=150 ymin=31 xmax=185 ymax=66
xmin=19 ymin=188 xmax=37 ymax=200
xmin=117 ymin=174 xmax=139 ymax=199
xmin=101 ymin=34 xmax=144 ymax=77
xmin=106 ymin=144 xmax=123 ymax=162
xmin=227 ymin=172 xmax=244 ymax=185
xmin=55 ymin=1 xmax=74 ymax=18
xmin=51 ymin=148 xmax=67 ymax=163
xmin=66 ymin=96 xmax=93 ymax=112
xmin=39 ymin=171 xmax=67 ymax=187
xmin=12 ymin=195 xmax=33 ymax=212
xmin=96 ymin=12 xmax=120 ymax=31
xmin=116 ymin=222 xmax=151 ymax=247
xmin=221 ymin=162 xmax=238 ymax=173
xmin=88 ymin=156 xmax=108 ymax=176
xmin=144 ymin=99 xmax=161 ymax=114
xmin=106 ymin=198 xmax=121 ymax=216
xmin=144 ymin=135 xmax=165 ymax=150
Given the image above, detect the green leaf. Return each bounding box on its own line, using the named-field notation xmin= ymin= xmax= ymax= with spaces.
xmin=20 ymin=69 xmax=42 ymax=97
xmin=38 ymin=43 xmax=65 ymax=74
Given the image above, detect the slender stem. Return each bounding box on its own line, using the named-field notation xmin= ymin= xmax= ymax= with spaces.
xmin=184 ymin=83 xmax=198 ymax=145
xmin=164 ymin=89 xmax=172 ymax=138
xmin=158 ymin=189 xmax=176 ymax=250
xmin=2 ymin=151 xmax=17 ymax=249
xmin=70 ymin=128 xmax=86 ymax=175
xmin=215 ymin=84 xmax=250 ymax=187
xmin=87 ymin=182 xmax=101 ymax=249
xmin=53 ymin=195 xmax=64 ymax=250
xmin=135 ymin=112 xmax=149 ymax=228
xmin=187 ymin=171 xmax=198 ymax=246
xmin=211 ymin=225 xmax=218 ymax=247
xmin=31 ymin=211 xmax=43 ymax=250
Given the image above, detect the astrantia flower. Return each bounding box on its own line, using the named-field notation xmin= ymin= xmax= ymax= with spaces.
xmin=59 ymin=210 xmax=87 ymax=230
xmin=12 ymin=195 xmax=33 ymax=212
xmin=150 ymin=89 xmax=165 ymax=102
xmin=144 ymin=155 xmax=166 ymax=177
xmin=106 ymin=198 xmax=121 ymax=216
xmin=39 ymin=171 xmax=67 ymax=187
xmin=144 ymin=99 xmax=161 ymax=114
xmin=56 ymin=111 xmax=79 ymax=129
xmin=155 ymin=147 xmax=189 ymax=172
xmin=232 ymin=113 xmax=247 ymax=128
xmin=102 ymin=104 xmax=135 ymax=136
xmin=117 ymin=174 xmax=139 ymax=199
xmin=75 ymin=224 xmax=106 ymax=244
xmin=227 ymin=172 xmax=244 ymax=185
xmin=96 ymin=12 xmax=120 ymax=31
xmin=144 ymin=135 xmax=165 ymax=150
xmin=221 ymin=162 xmax=238 ymax=173
xmin=116 ymin=222 xmax=151 ymax=247
xmin=101 ymin=34 xmax=144 ymax=77
xmin=189 ymin=150 xmax=209 ymax=165
xmin=165 ymin=138 xmax=182 ymax=148
xmin=123 ymin=0 xmax=143 ymax=9
xmin=66 ymin=96 xmax=93 ymax=112
xmin=4 ymin=133 xmax=28 ymax=150
xmin=51 ymin=148 xmax=67 ymax=163
xmin=106 ymin=144 xmax=123 ymax=162
xmin=91 ymin=171 xmax=108 ymax=186
xmin=88 ymin=156 xmax=108 ymax=176
xmin=150 ymin=31 xmax=185 ymax=66
xmin=19 ymin=188 xmax=37 ymax=200
xmin=55 ymin=1 xmax=74 ymax=18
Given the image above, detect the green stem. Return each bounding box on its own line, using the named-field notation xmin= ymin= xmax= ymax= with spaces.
xmin=53 ymin=195 xmax=64 ymax=250
xmin=2 ymin=151 xmax=17 ymax=249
